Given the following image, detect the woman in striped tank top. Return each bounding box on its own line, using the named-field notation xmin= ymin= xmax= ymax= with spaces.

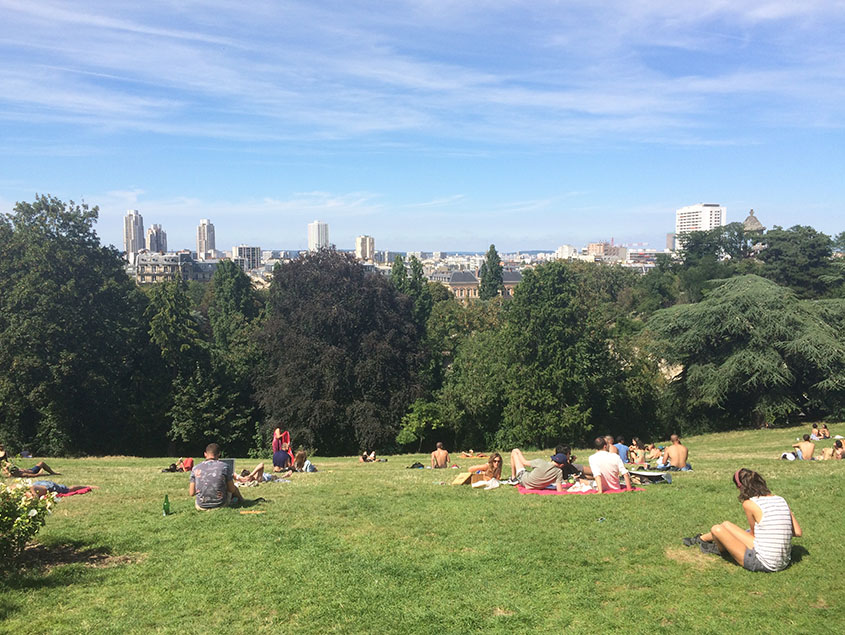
xmin=697 ymin=468 xmax=802 ymax=572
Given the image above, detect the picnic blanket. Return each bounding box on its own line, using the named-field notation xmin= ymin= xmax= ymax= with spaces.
xmin=517 ymin=483 xmax=644 ymax=495
xmin=56 ymin=487 xmax=93 ymax=497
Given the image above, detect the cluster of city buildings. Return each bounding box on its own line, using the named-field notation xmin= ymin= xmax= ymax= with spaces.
xmin=122 ymin=203 xmax=764 ymax=299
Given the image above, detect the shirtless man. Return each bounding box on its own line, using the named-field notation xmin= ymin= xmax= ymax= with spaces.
xmin=430 ymin=442 xmax=450 ymax=469
xmin=658 ymin=434 xmax=691 ymax=471
xmin=792 ymin=435 xmax=816 ymax=460
xmin=605 ymin=435 xmax=618 ymax=455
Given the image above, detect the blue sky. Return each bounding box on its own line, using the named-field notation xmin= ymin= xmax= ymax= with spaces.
xmin=1 ymin=1 xmax=843 ymax=252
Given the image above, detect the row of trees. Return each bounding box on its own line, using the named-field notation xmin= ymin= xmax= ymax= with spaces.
xmin=1 ymin=196 xmax=843 ymax=456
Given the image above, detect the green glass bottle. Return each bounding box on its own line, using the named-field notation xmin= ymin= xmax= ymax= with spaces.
xmin=163 ymin=494 xmax=170 ymax=516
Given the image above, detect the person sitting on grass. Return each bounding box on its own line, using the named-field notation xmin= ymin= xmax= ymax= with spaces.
xmin=467 ymin=453 xmax=502 ymax=483
xmin=293 ymin=450 xmax=317 ymax=472
xmin=28 ymin=481 xmax=94 ymax=497
xmin=431 ymin=442 xmax=450 ymax=469
xmin=645 ymin=443 xmax=662 ymax=462
xmin=588 ymin=437 xmax=632 ymax=493
xmin=1 ymin=459 xmax=60 ymax=478
xmin=684 ymin=468 xmax=802 ymax=572
xmin=189 ymin=443 xmax=242 ymax=510
xmin=791 ymin=435 xmax=816 ymax=460
xmin=657 ymin=434 xmax=692 ymax=471
xmin=809 ymin=424 xmax=821 ymax=440
xmin=628 ymin=438 xmax=647 ymax=465
xmin=507 ymin=449 xmax=569 ymax=492
xmin=613 ymin=437 xmax=630 ymax=463
xmin=819 ymin=440 xmax=844 ymax=461
xmin=820 ymin=424 xmax=831 ymax=439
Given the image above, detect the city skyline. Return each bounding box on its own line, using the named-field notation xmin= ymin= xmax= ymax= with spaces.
xmin=1 ymin=2 xmax=844 ymax=252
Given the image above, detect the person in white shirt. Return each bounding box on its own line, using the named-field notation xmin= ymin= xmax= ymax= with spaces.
xmin=688 ymin=468 xmax=802 ymax=572
xmin=588 ymin=437 xmax=632 ymax=493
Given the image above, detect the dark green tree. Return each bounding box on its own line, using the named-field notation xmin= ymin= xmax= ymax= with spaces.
xmin=257 ymin=250 xmax=424 ymax=454
xmin=758 ymin=225 xmax=834 ymax=298
xmin=498 ymin=260 xmax=654 ymax=447
xmin=0 ymin=195 xmax=149 ymax=454
xmin=390 ymin=255 xmax=408 ymax=294
xmin=207 ymin=259 xmax=259 ymax=349
xmin=646 ymin=275 xmax=845 ymax=429
xmin=478 ymin=244 xmax=504 ymax=300
xmin=437 ymin=329 xmax=509 ymax=449
xmin=145 ymin=280 xmax=204 ymax=378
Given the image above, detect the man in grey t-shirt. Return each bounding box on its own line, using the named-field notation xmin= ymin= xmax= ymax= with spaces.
xmin=508 ymin=448 xmax=568 ymax=492
xmin=189 ymin=443 xmax=241 ymax=510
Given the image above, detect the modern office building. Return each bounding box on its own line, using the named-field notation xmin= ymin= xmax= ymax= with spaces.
xmin=232 ymin=244 xmax=262 ymax=271
xmin=145 ymin=224 xmax=167 ymax=253
xmin=197 ymin=218 xmax=216 ymax=260
xmin=674 ymin=203 xmax=726 ymax=248
xmin=355 ymin=235 xmax=375 ymax=261
xmin=123 ymin=209 xmax=145 ymax=261
xmin=308 ymin=220 xmax=330 ymax=251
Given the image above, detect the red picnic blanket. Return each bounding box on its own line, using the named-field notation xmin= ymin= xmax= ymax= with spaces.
xmin=517 ymin=484 xmax=644 ymax=495
xmin=56 ymin=487 xmax=93 ymax=497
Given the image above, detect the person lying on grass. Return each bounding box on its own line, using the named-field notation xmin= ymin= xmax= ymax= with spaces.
xmin=235 ymin=462 xmax=283 ymax=483
xmin=685 ymin=468 xmax=802 ymax=572
xmin=28 ymin=481 xmax=95 ymax=497
xmin=1 ymin=459 xmax=60 ymax=478
xmin=190 ymin=443 xmax=245 ymax=510
xmin=293 ymin=451 xmax=317 ymax=472
xmin=507 ymin=449 xmax=569 ymax=491
xmin=467 ymin=453 xmax=502 ymax=483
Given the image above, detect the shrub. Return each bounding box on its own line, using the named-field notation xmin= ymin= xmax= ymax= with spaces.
xmin=0 ymin=480 xmax=56 ymax=563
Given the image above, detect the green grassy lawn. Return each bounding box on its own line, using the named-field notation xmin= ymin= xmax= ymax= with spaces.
xmin=2 ymin=425 xmax=843 ymax=634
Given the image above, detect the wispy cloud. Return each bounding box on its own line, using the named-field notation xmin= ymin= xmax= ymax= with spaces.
xmin=1 ymin=0 xmax=843 ymax=148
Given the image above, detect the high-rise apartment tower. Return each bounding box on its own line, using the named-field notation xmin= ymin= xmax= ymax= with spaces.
xmin=674 ymin=203 xmax=726 ymax=249
xmin=197 ymin=218 xmax=216 ymax=260
xmin=146 ymin=224 xmax=167 ymax=253
xmin=355 ymin=235 xmax=375 ymax=261
xmin=123 ymin=209 xmax=145 ymax=261
xmin=232 ymin=245 xmax=261 ymax=271
xmin=308 ymin=220 xmax=330 ymax=251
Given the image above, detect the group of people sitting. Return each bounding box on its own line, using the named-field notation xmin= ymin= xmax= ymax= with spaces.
xmin=190 ymin=440 xmax=318 ymax=510
xmin=506 ymin=436 xmax=634 ymax=492
xmin=427 ymin=434 xmax=692 ymax=492
xmin=782 ymin=425 xmax=844 ymax=461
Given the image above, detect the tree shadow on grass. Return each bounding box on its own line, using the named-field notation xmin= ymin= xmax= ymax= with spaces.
xmin=0 ymin=540 xmax=144 ymax=592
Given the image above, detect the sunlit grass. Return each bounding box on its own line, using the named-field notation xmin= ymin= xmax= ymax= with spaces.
xmin=1 ymin=424 xmax=843 ymax=633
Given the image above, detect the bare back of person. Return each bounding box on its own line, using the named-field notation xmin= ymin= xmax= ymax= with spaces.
xmin=665 ymin=442 xmax=689 ymax=468
xmin=797 ymin=440 xmax=815 ymax=460
xmin=431 ymin=448 xmax=449 ymax=468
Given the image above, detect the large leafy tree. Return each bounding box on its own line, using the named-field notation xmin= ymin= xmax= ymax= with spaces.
xmin=646 ymin=275 xmax=845 ymax=429
xmin=498 ymin=260 xmax=654 ymax=447
xmin=758 ymin=225 xmax=834 ymax=298
xmin=257 ymin=250 xmax=424 ymax=454
xmin=478 ymin=244 xmax=504 ymax=300
xmin=0 ymin=195 xmax=148 ymax=454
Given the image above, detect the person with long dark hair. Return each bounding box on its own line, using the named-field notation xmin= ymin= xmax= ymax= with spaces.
xmin=685 ymin=469 xmax=802 ymax=572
